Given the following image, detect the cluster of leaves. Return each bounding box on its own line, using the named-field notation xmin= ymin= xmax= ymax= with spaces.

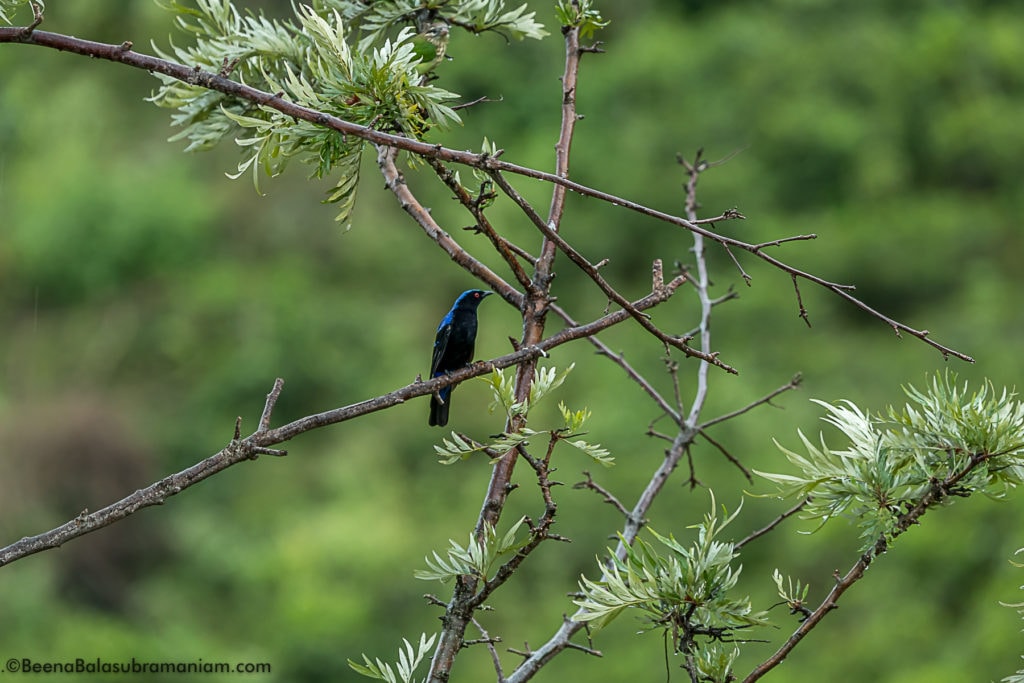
xmin=757 ymin=373 xmax=1024 ymax=552
xmin=574 ymin=496 xmax=769 ymax=683
xmin=414 ymin=516 xmax=528 ymax=583
xmin=433 ymin=363 xmax=613 ymax=466
xmin=0 ymin=0 xmax=39 ymax=24
xmin=348 ymin=633 xmax=436 ymax=683
xmin=332 ymin=0 xmax=547 ymax=44
xmin=554 ymin=0 xmax=608 ymax=39
xmin=771 ymin=568 xmax=810 ymax=618
xmin=1003 ymin=549 xmax=1024 ymax=683
xmin=149 ymin=0 xmax=545 ymax=225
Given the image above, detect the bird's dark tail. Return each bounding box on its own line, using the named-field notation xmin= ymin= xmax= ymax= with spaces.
xmin=429 ymin=391 xmax=450 ymax=427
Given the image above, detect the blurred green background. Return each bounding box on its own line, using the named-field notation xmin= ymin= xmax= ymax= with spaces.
xmin=2 ymin=0 xmax=1023 ymax=681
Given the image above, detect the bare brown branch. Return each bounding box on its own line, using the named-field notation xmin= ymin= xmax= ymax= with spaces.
xmin=376 ymin=144 xmax=524 ymax=309
xmin=699 ymin=374 xmax=804 ymax=430
xmin=573 ymin=471 xmax=632 ymax=519
xmin=425 ymin=157 xmax=536 ymax=293
xmin=735 ymin=498 xmax=810 ymax=550
xmin=0 ymin=282 xmax=684 ymax=569
xmin=491 ymin=171 xmax=734 ymax=372
xmin=551 ymin=303 xmax=682 ymax=425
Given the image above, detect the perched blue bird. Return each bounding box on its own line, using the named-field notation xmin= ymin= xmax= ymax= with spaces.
xmin=429 ymin=289 xmax=492 ymax=427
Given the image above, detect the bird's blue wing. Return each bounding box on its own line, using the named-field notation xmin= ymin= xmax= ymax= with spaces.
xmin=430 ymin=321 xmax=452 ymax=377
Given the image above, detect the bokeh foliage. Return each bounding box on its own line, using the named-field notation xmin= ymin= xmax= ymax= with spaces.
xmin=2 ymin=0 xmax=1024 ymax=681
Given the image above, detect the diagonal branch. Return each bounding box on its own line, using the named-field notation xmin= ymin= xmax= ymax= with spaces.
xmin=376 ymin=144 xmax=524 ymax=309
xmin=742 ymin=450 xmax=997 ymax=682
xmin=0 ymin=27 xmax=973 ymax=362
xmin=551 ymin=302 xmax=682 ymax=426
xmin=698 ymin=374 xmax=804 ymax=430
xmin=0 ymin=378 xmax=289 ymax=567
xmin=0 ymin=280 xmax=684 ymax=569
xmin=424 ymin=156 xmax=535 ymax=293
xmin=492 ymin=171 xmax=735 ymax=373
xmin=735 ymin=498 xmax=809 ymax=550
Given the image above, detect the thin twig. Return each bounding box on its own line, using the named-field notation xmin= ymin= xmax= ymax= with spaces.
xmin=468 ymin=616 xmax=506 ymax=683
xmin=573 ymin=471 xmax=632 ymax=519
xmin=491 ymin=170 xmax=734 ymax=372
xmin=696 ymin=429 xmax=753 ymax=482
xmin=692 ymin=208 xmax=746 ymax=225
xmin=425 ymin=156 xmax=535 ymax=293
xmin=665 ymin=354 xmax=685 ymax=417
xmin=259 ymin=378 xmax=285 ymax=431
xmin=754 ymin=234 xmax=820 ymax=250
xmin=723 ymin=242 xmax=752 ymax=286
xmin=699 ymin=374 xmax=803 ymax=430
xmin=735 ymin=498 xmax=810 ymax=550
xmin=550 ymin=303 xmax=682 ymax=425
xmin=451 ymin=94 xmax=502 ymax=111
xmin=792 ymin=274 xmax=811 ymax=327
xmin=17 ymin=1 xmax=43 ymax=39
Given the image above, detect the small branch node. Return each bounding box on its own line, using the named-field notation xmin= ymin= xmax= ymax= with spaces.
xmin=18 ymin=1 xmax=44 ymax=38
xmin=791 ymin=274 xmax=811 ymax=328
xmin=219 ymin=55 xmax=241 ymax=77
xmin=423 ymin=593 xmax=447 ymax=608
xmin=652 ymin=258 xmax=665 ymax=293
xmin=573 ymin=471 xmax=631 ymax=518
xmin=259 ymin=378 xmax=285 ymax=431
xmin=252 ymin=446 xmax=288 ymax=457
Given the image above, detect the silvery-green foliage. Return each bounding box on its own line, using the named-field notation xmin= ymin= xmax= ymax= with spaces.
xmin=414 ymin=517 xmax=528 ymax=583
xmin=348 ymin=633 xmax=436 ymax=683
xmin=150 ymin=0 xmax=540 ymax=225
xmin=335 ymin=0 xmax=548 ymax=46
xmin=574 ymin=495 xmax=768 ymax=680
xmin=555 ymin=0 xmax=608 ymax=38
xmin=0 ymin=0 xmax=41 ymax=25
xmin=433 ymin=363 xmax=612 ymax=466
xmin=757 ymin=373 xmax=1024 ymax=552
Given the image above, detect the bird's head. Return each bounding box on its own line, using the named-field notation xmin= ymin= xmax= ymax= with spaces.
xmin=454 ymin=289 xmax=492 ymax=310
xmin=420 ymin=21 xmax=450 ymax=44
